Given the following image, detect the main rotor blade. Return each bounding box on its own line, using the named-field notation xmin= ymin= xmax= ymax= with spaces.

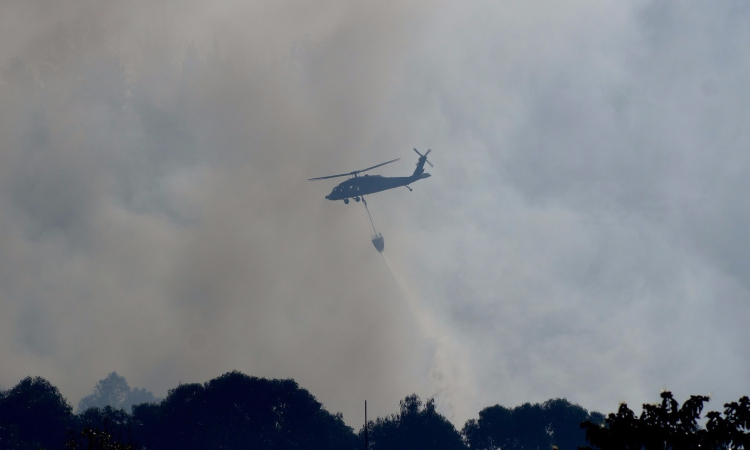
xmin=356 ymin=158 xmax=400 ymax=174
xmin=308 ymin=158 xmax=399 ymax=180
xmin=308 ymin=171 xmax=354 ymax=181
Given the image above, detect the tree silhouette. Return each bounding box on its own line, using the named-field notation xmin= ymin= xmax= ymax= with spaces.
xmin=0 ymin=376 xmax=73 ymax=449
xmin=462 ymin=398 xmax=603 ymax=450
xmin=77 ymin=405 xmax=131 ymax=433
xmin=580 ymin=391 xmax=750 ymax=449
xmin=134 ymin=371 xmax=358 ymax=449
xmin=362 ymin=394 xmax=467 ymax=450
xmin=1 ymin=372 xmax=361 ymax=449
xmin=67 ymin=406 xmax=138 ymax=450
xmin=704 ymin=396 xmax=750 ymax=449
xmin=65 ymin=426 xmax=137 ymax=450
xmin=8 ymin=371 xmax=748 ymax=450
xmin=78 ymin=372 xmax=158 ymax=413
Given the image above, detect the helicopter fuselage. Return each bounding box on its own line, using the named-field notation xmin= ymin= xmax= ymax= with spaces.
xmin=325 ymin=173 xmax=431 ymax=201
xmin=311 ymin=149 xmax=433 ymax=202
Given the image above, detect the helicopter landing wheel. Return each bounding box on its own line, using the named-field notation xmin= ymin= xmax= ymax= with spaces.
xmin=343 ymin=198 xmax=349 ymax=204
xmin=354 ymin=197 xmax=360 ymax=202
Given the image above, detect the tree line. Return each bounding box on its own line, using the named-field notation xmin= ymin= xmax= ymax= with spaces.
xmin=2 ymin=371 xmax=748 ymax=449
xmin=0 ymin=371 xmax=598 ymax=449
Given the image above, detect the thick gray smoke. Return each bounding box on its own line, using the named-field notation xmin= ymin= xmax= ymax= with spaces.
xmin=4 ymin=0 xmax=750 ymax=428
xmin=0 ymin=0 xmax=436 ymax=425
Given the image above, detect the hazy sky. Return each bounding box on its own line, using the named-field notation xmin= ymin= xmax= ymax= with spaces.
xmin=1 ymin=0 xmax=750 ymax=427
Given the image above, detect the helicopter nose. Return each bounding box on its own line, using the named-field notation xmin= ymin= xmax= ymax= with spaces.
xmin=325 ymin=194 xmax=331 ymax=200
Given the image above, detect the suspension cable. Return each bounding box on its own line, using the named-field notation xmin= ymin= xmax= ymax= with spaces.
xmin=362 ymin=197 xmax=377 ymax=234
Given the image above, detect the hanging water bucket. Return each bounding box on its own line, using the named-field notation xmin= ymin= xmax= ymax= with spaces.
xmin=371 ymin=233 xmax=385 ymax=253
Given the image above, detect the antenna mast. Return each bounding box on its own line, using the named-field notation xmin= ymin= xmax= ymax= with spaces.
xmin=364 ymin=400 xmax=369 ymax=450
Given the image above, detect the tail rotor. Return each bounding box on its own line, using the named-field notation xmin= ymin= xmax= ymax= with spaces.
xmin=413 ymin=148 xmax=434 ymax=167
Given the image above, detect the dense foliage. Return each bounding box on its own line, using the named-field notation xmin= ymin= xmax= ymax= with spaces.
xmin=362 ymin=394 xmax=466 ymax=450
xmin=129 ymin=371 xmax=358 ymax=449
xmin=0 ymin=372 xmax=605 ymax=450
xmin=0 ymin=372 xmax=357 ymax=450
xmin=463 ymin=398 xmax=604 ymax=450
xmin=581 ymin=391 xmax=750 ymax=450
xmin=0 ymin=377 xmax=73 ymax=449
xmin=4 ymin=375 xmax=748 ymax=450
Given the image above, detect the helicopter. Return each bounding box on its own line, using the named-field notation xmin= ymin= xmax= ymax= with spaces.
xmin=308 ymin=148 xmax=433 ymax=204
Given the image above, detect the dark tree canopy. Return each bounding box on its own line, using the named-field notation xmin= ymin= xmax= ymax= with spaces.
xmin=68 ymin=406 xmax=138 ymax=449
xmin=1 ymin=372 xmax=358 ymax=450
xmin=7 ymin=372 xmax=749 ymax=450
xmin=132 ymin=371 xmax=358 ymax=450
xmin=0 ymin=376 xmax=74 ymax=449
xmin=78 ymin=405 xmax=131 ymax=432
xmin=362 ymin=394 xmax=467 ymax=450
xmin=462 ymin=397 xmax=603 ymax=450
xmin=581 ymin=391 xmax=750 ymax=450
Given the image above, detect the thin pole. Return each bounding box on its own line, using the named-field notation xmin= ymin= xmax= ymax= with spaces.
xmin=364 ymin=400 xmax=369 ymax=450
